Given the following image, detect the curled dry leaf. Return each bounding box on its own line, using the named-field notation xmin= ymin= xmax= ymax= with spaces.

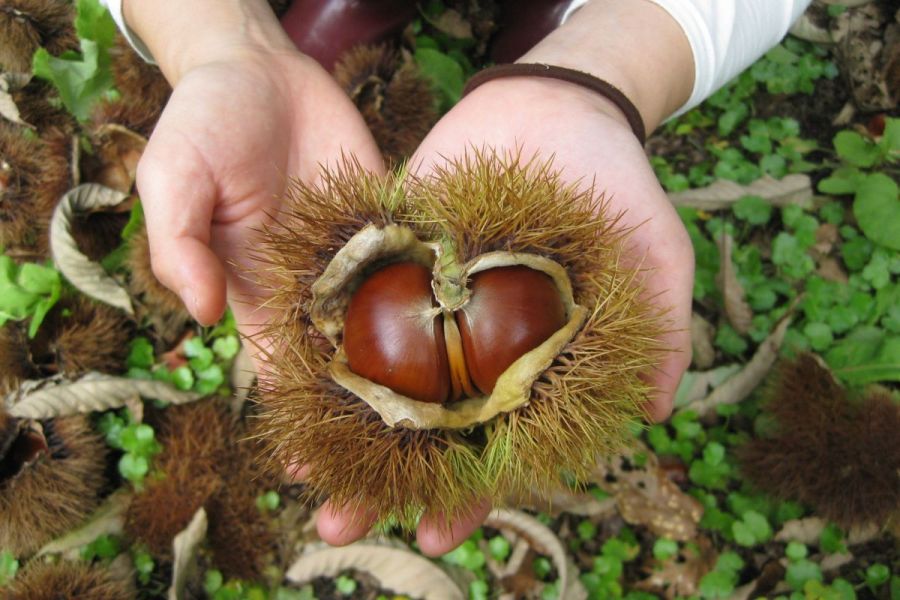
xmin=168 ymin=507 xmax=208 ymax=600
xmin=592 ymin=441 xmax=704 ymax=541
xmin=673 ymin=364 xmax=742 ymax=409
xmin=774 ymin=516 xmax=879 ymax=546
xmin=511 ymin=487 xmax=617 ymax=519
xmin=485 ymin=509 xmax=587 ymax=600
xmin=7 ymin=372 xmax=199 ymax=420
xmin=690 ymin=313 xmax=716 ymax=370
xmin=716 ymin=233 xmax=752 ymax=335
xmin=667 ymin=174 xmax=812 ymax=211
xmin=88 ymin=124 xmax=147 ymax=193
xmin=680 ymin=314 xmax=791 ymax=417
xmin=286 ymin=542 xmax=465 ymax=600
xmin=37 ymin=490 xmax=131 ymax=558
xmin=50 ymin=183 xmax=134 ymax=314
xmin=0 ymin=75 xmax=32 ymax=128
xmin=429 ymin=8 xmax=473 ymax=38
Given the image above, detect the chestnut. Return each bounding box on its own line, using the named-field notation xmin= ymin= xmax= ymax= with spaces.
xmin=343 ymin=261 xmax=567 ymax=403
xmin=456 ymin=266 xmax=567 ymax=394
xmin=343 ymin=262 xmax=450 ymax=404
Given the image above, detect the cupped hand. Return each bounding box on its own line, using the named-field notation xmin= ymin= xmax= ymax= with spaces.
xmin=137 ymin=48 xmax=385 ymax=335
xmin=362 ymin=77 xmax=694 ymax=555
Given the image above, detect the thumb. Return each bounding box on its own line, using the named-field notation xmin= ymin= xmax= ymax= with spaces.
xmin=135 ymin=138 xmax=227 ymax=326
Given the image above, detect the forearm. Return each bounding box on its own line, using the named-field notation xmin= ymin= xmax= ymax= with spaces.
xmin=519 ymin=0 xmax=694 ymax=134
xmin=121 ymin=0 xmax=295 ymax=84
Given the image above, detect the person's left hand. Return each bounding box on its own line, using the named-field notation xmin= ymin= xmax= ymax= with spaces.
xmin=346 ymin=76 xmax=694 ymax=556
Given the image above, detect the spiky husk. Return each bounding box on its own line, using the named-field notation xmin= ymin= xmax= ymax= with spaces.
xmin=0 ymin=122 xmax=72 ymax=260
xmin=126 ymin=225 xmax=191 ymax=339
xmin=125 ymin=400 xmax=277 ymax=579
xmin=0 ymin=323 xmax=33 ymax=395
xmin=0 ymin=0 xmax=77 ymax=73
xmin=3 ymin=558 xmax=135 ymax=600
xmin=252 ymin=151 xmax=667 ymax=525
xmin=333 ymin=45 xmax=437 ymax=163
xmin=101 ymin=34 xmax=170 ymax=136
xmin=50 ymin=298 xmax=133 ymax=377
xmin=0 ymin=413 xmax=107 ymax=556
xmin=739 ymin=354 xmax=900 ymax=529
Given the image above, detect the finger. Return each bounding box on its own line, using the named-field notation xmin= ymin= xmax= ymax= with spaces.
xmin=316 ymin=500 xmax=379 ymax=546
xmin=136 ymin=135 xmax=227 ymax=326
xmin=416 ymin=499 xmax=492 ymax=557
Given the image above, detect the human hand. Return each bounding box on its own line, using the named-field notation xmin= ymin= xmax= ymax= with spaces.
xmin=137 ymin=47 xmax=384 ymax=334
xmin=369 ymin=76 xmax=693 ymax=555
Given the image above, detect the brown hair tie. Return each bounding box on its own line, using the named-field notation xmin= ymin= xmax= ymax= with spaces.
xmin=462 ymin=63 xmax=647 ymax=145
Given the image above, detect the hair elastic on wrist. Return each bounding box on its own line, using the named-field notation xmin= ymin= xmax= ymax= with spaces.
xmin=462 ymin=63 xmax=647 ymax=145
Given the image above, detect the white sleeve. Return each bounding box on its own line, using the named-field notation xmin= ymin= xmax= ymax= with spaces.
xmin=644 ymin=0 xmax=813 ymax=117
xmin=99 ymin=0 xmax=156 ymax=63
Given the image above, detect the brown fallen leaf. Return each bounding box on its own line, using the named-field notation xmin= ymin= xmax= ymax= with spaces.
xmin=428 ymin=8 xmax=473 ymax=39
xmin=830 ymin=2 xmax=894 ymax=111
xmin=774 ymin=516 xmax=879 ymax=546
xmin=690 ymin=313 xmax=716 ymax=369
xmin=168 ymin=507 xmax=208 ymax=600
xmin=817 ymin=256 xmax=849 ymax=283
xmin=592 ymin=441 xmax=704 ymax=541
xmin=86 ymin=123 xmax=147 ymax=193
xmin=634 ymin=536 xmax=717 ymax=599
xmin=680 ymin=314 xmax=792 ymax=417
xmin=667 ymin=174 xmax=812 ymax=211
xmin=485 ymin=509 xmax=586 ymax=600
xmin=286 ymin=541 xmax=465 ymax=600
xmin=716 ymin=233 xmax=752 ymax=335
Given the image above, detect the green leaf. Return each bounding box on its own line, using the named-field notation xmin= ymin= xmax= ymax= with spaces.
xmin=133 ymin=548 xmax=155 ymax=585
xmin=335 ymin=575 xmax=357 ymax=596
xmin=699 ymin=570 xmax=737 ymax=598
xmin=212 ymin=335 xmax=240 ymax=360
xmin=470 ymin=580 xmax=489 ymax=600
xmin=119 ymin=453 xmax=149 ymax=482
xmin=819 ymin=523 xmax=846 ymax=554
xmin=413 ymin=48 xmax=464 ymax=109
xmin=533 ymin=556 xmax=553 ymax=579
xmin=81 ymin=534 xmax=121 ymax=561
xmin=803 ymin=322 xmax=834 ymax=351
xmin=715 ymin=324 xmax=748 ymax=356
xmin=32 ymin=39 xmax=114 ymax=122
xmin=732 ymin=520 xmax=756 ymax=546
xmin=882 ymin=117 xmax=900 ymax=154
xmin=818 ymin=166 xmax=865 ymax=195
xmin=733 ymin=195 xmax=773 ymax=225
xmin=577 ymin=519 xmax=597 ymax=541
xmin=786 ymin=559 xmax=823 ymax=591
xmin=834 ymin=130 xmax=883 ymax=167
xmin=853 ymin=173 xmax=900 ymax=250
xmin=255 ymin=490 xmax=280 ymax=513
xmin=825 ymin=326 xmax=900 ymax=384
xmin=653 ymin=538 xmax=678 ymax=560
xmin=171 ymin=365 xmax=195 ymax=391
xmin=75 ymin=0 xmax=116 ymax=47
xmin=0 ymin=551 xmax=18 ymax=586
xmin=204 ymin=570 xmax=224 ymax=594
xmin=488 ymin=536 xmax=511 ymax=562
xmin=785 ymin=541 xmax=808 ymax=561
xmin=703 ymin=442 xmax=725 ymax=467
xmin=127 ymin=337 xmax=155 ymax=369
xmin=866 ymin=564 xmax=890 ymax=588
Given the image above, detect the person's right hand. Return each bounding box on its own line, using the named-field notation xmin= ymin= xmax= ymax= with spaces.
xmin=137 ymin=47 xmax=385 ymax=336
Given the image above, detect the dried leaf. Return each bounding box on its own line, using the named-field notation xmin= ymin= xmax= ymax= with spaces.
xmin=286 ymin=542 xmax=465 ymax=600
xmin=7 ymin=373 xmax=199 ymax=419
xmin=680 ymin=315 xmax=791 ymax=417
xmin=512 ymin=487 xmax=617 ymax=519
xmin=690 ymin=313 xmax=716 ymax=369
xmin=50 ymin=184 xmax=134 ymax=314
xmin=429 ymin=9 xmax=473 ymax=38
xmin=668 ymin=175 xmax=812 ymax=211
xmin=90 ymin=124 xmax=147 ymax=193
xmin=789 ymin=12 xmax=833 ymax=44
xmin=673 ymin=364 xmax=742 ymax=409
xmin=593 ymin=442 xmax=704 ymax=541
xmin=485 ymin=509 xmax=587 ymax=600
xmin=817 ymin=256 xmax=849 ymax=283
xmin=820 ymin=553 xmax=854 ymax=572
xmin=634 ymin=537 xmax=717 ymax=599
xmin=775 ymin=517 xmax=879 ymax=546
xmin=716 ymin=233 xmax=752 ymax=334
xmin=0 ymin=77 xmax=31 ymax=128
xmin=168 ymin=507 xmax=208 ymax=600
xmin=37 ymin=491 xmax=131 ymax=558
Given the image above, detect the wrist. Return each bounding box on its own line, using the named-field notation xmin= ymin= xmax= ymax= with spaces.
xmin=518 ymin=0 xmax=694 ymax=133
xmin=123 ymin=0 xmax=295 ymax=84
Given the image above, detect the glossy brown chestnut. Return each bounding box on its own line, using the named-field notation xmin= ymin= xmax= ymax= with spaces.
xmin=456 ymin=266 xmax=567 ymax=394
xmin=343 ymin=262 xmax=450 ymax=403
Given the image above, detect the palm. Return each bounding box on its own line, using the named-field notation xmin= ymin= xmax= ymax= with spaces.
xmin=137 ymin=53 xmax=383 ymax=334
